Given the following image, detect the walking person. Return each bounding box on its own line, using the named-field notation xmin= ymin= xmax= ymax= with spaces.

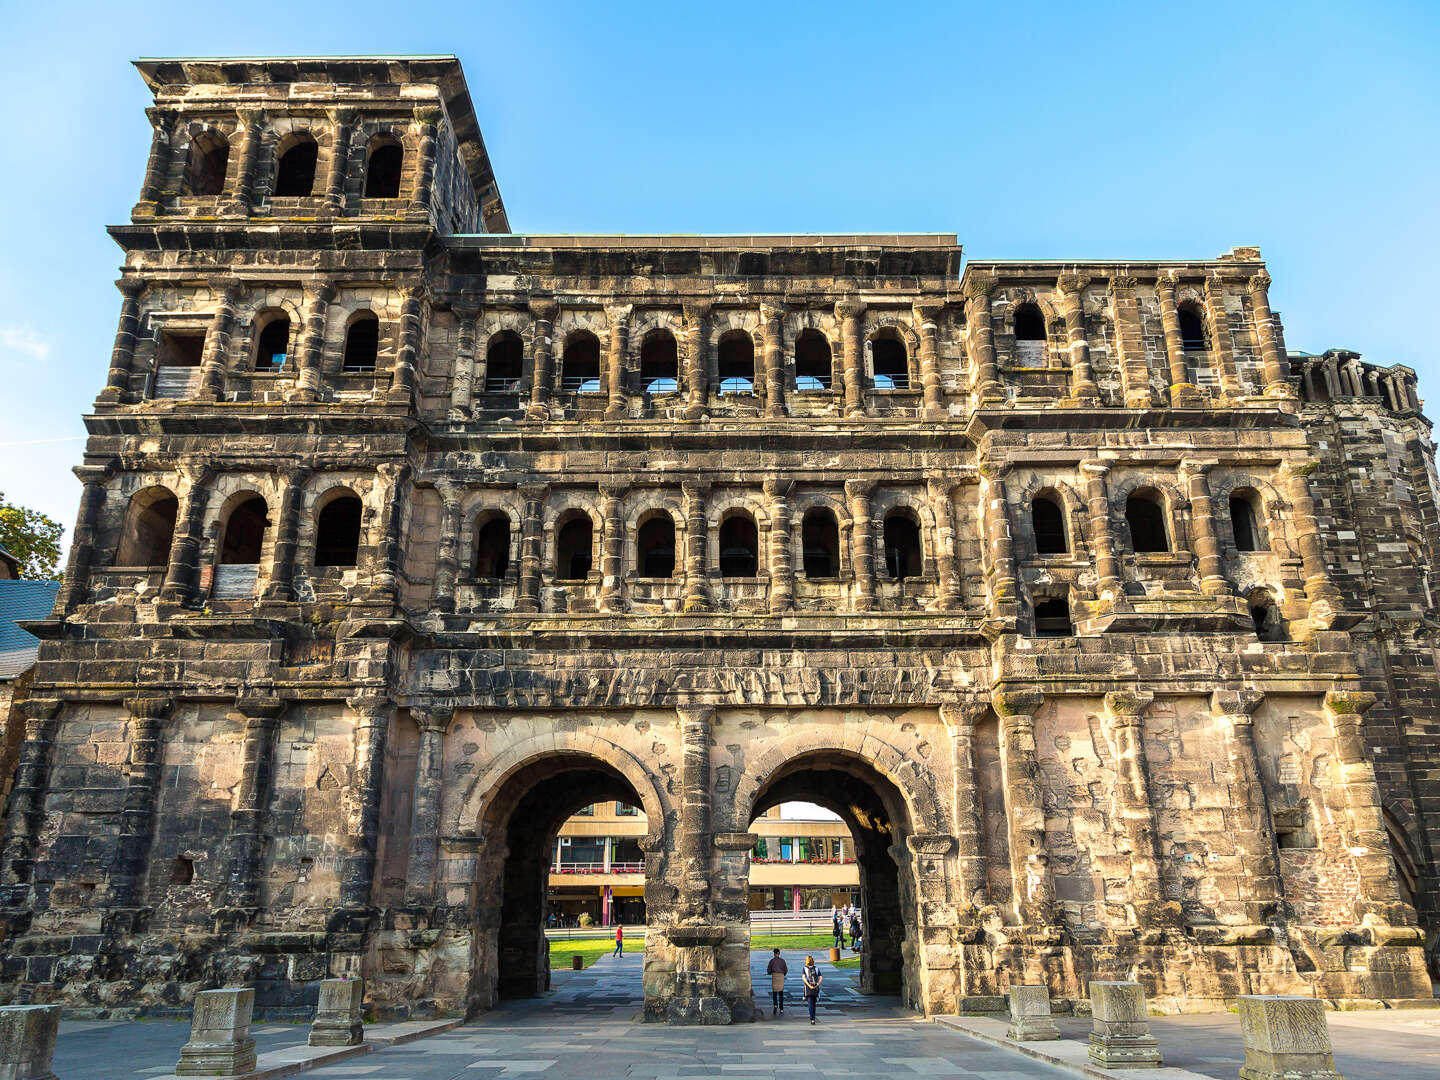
xmin=832 ymin=908 xmax=843 ymax=951
xmin=612 ymin=923 xmax=623 ymax=957
xmin=801 ymin=955 xmax=823 ymax=1024
xmin=850 ymin=912 xmax=863 ymax=953
xmin=766 ymin=948 xmax=788 ymax=1014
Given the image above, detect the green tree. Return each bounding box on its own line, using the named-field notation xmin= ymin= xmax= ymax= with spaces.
xmin=0 ymin=493 xmax=63 ymax=580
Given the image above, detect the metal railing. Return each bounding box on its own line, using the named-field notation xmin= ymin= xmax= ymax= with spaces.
xmin=551 ymin=862 xmax=644 ymax=874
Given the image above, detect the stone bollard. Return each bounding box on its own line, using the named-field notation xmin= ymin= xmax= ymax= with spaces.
xmin=308 ymin=978 xmax=365 ymax=1048
xmin=1237 ymin=995 xmax=1346 ymax=1080
xmin=1005 ymin=985 xmax=1060 ymax=1041
xmin=0 ymin=1004 xmax=61 ymax=1080
xmin=1088 ymin=981 xmax=1162 ymax=1069
xmin=176 ymin=987 xmax=257 ymax=1077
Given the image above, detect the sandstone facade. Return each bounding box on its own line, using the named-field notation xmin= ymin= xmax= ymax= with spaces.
xmin=1 ymin=56 xmax=1435 ymax=1022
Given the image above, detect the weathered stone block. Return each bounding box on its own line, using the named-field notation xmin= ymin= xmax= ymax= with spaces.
xmin=0 ymin=1004 xmax=61 ymax=1080
xmin=1088 ymin=981 xmax=1162 ymax=1069
xmin=1237 ymin=995 xmax=1345 ymax=1080
xmin=175 ymin=987 xmax=257 ymax=1076
xmin=1005 ymin=984 xmax=1059 ymax=1041
xmin=309 ymin=977 xmax=365 ymax=1047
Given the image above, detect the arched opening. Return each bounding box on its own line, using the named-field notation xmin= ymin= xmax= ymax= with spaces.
xmin=1230 ymin=492 xmax=1262 ymax=552
xmin=801 ymin=508 xmax=839 ymax=579
xmin=556 ymin=514 xmax=593 ymax=582
xmin=636 ymin=513 xmax=676 ymax=579
xmin=869 ymin=329 xmax=909 ymax=390
xmin=640 ymin=330 xmax=678 ymax=394
xmin=882 ymin=511 xmax=922 ymax=580
xmin=185 ymin=133 xmax=229 ymax=196
xmin=717 ymin=330 xmax=755 ymax=394
xmin=719 ymin=513 xmax=758 ymax=577
xmin=1178 ymin=304 xmax=1208 ymax=352
xmin=363 ymin=139 xmax=403 ymax=198
xmin=314 ymin=492 xmax=362 ymax=567
xmin=343 ymin=314 xmax=380 ymax=373
xmin=795 ymin=329 xmax=832 ymax=391
xmin=1032 ymin=495 xmax=1067 ymax=555
xmin=548 ymin=802 xmax=650 ymax=929
xmin=474 ymin=514 xmax=511 ymax=580
xmin=216 ymin=494 xmax=268 ymax=599
xmin=273 ymin=134 xmax=319 ymax=197
xmin=1033 ymin=595 xmax=1073 ymax=637
xmin=1248 ymin=588 xmax=1286 ymax=642
xmin=560 ymin=331 xmax=602 ymax=393
xmin=1013 ymin=303 xmax=1046 ymax=342
xmin=1125 ymin=492 xmax=1169 ymax=553
xmin=254 ymin=314 xmax=291 ymax=371
xmin=114 ymin=487 xmax=178 ymax=567
xmin=485 ymin=331 xmax=524 ymax=393
xmin=1383 ymin=810 xmax=1422 ymax=917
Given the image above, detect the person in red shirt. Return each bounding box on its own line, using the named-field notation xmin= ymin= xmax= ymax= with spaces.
xmin=613 ymin=923 xmax=623 ymax=957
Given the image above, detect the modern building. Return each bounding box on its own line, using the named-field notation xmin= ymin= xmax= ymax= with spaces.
xmin=0 ymin=576 xmax=61 ymax=820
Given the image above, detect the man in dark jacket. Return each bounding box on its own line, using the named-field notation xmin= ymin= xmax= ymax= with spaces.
xmin=766 ymin=948 xmax=788 ymax=1014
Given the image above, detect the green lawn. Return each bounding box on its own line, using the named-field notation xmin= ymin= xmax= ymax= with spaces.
xmin=752 ymin=933 xmax=862 ymax=968
xmin=551 ymin=931 xmax=861 ymax=971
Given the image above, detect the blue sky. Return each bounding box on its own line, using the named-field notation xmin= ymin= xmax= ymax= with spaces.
xmin=2 ymin=1 xmax=1437 ymax=541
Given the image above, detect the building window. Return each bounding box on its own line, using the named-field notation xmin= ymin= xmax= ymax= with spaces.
xmin=561 ymin=331 xmax=601 ymax=393
xmin=882 ymin=511 xmax=922 ymax=579
xmin=556 ymin=514 xmax=593 ymax=581
xmin=869 ymin=329 xmax=909 ymax=390
xmin=185 ymin=133 xmax=229 ymax=196
xmin=255 ymin=314 xmax=290 ymax=371
xmin=616 ymin=802 xmax=638 ymax=816
xmin=1125 ymin=493 xmax=1169 ymax=553
xmin=273 ymin=135 xmax=318 ymax=197
xmin=474 ymin=515 xmax=511 ymax=580
xmin=114 ymin=487 xmax=178 ymax=567
xmin=1249 ymin=588 xmax=1286 ymax=642
xmin=485 ymin=330 xmax=523 ymax=393
xmin=640 ymin=330 xmax=678 ymax=394
xmin=1230 ymin=493 xmax=1261 ymax=552
xmin=343 ymin=314 xmax=380 ymax=373
xmin=1032 ymin=495 xmax=1067 ymax=555
xmin=795 ymin=329 xmax=832 ymax=391
xmin=220 ymin=496 xmax=268 ymax=565
xmin=1034 ymin=596 xmax=1073 ymax=637
xmin=574 ymin=804 xmax=594 ymax=816
xmin=717 ymin=330 xmax=754 ymax=394
xmin=719 ymin=514 xmax=758 ymax=577
xmin=1178 ymin=304 xmax=1208 ymax=351
xmin=364 ymin=139 xmax=403 ymax=198
xmin=314 ymin=493 xmax=362 ymax=567
xmin=1014 ymin=303 xmax=1046 ymax=342
xmin=636 ymin=514 xmax=676 ymax=579
xmin=801 ymin=508 xmax=839 ymax=578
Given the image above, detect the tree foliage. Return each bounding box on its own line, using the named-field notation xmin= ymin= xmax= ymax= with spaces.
xmin=0 ymin=493 xmax=63 ymax=580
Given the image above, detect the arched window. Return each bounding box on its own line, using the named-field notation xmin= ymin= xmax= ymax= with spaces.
xmin=1178 ymin=304 xmax=1208 ymax=351
xmin=556 ymin=514 xmax=593 ymax=581
xmin=1032 ymin=495 xmax=1067 ymax=555
xmin=364 ymin=139 xmax=404 ymax=198
xmin=870 ymin=329 xmax=909 ymax=390
xmin=882 ymin=511 xmax=923 ymax=579
xmin=1248 ymin=588 xmax=1285 ymax=642
xmin=1125 ymin=492 xmax=1169 ymax=553
xmin=255 ymin=314 xmax=290 ymax=371
xmin=314 ymin=493 xmax=362 ymax=567
xmin=485 ymin=331 xmax=524 ymax=393
xmin=636 ymin=514 xmax=676 ymax=579
xmin=474 ymin=515 xmax=511 ymax=580
xmin=114 ymin=487 xmax=178 ymax=566
xmin=273 ymin=135 xmax=319 ymax=197
xmin=802 ymin=508 xmax=840 ymax=578
xmin=719 ymin=514 xmax=758 ymax=577
xmin=795 ymin=329 xmax=832 ymax=391
xmin=185 ymin=133 xmax=229 ymax=196
xmin=718 ymin=331 xmax=754 ymax=394
xmin=561 ymin=332 xmax=601 ymax=393
xmin=1230 ymin=492 xmax=1261 ymax=552
xmin=220 ymin=496 xmax=268 ymax=564
xmin=1034 ymin=596 xmax=1073 ymax=637
xmin=640 ymin=330 xmax=678 ymax=394
xmin=343 ymin=314 xmax=380 ymax=373
xmin=1014 ymin=303 xmax=1046 ymax=342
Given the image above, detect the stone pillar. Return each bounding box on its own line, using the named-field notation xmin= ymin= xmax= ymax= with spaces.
xmin=526 ymin=298 xmax=558 ymax=420
xmin=367 ymin=462 xmax=411 ymax=602
xmin=222 ymin=697 xmax=286 ymax=911
xmin=290 ymin=279 xmax=337 ymax=402
xmin=597 ymin=481 xmax=627 ymax=613
xmin=1087 ymin=981 xmax=1162 ymax=1069
xmin=99 ymin=278 xmax=147 ymax=402
xmin=1204 ymin=274 xmax=1243 ymax=400
xmin=515 ymin=483 xmax=548 ymax=613
xmin=836 ymin=299 xmax=867 ymax=417
xmin=309 ymin=977 xmax=365 ymax=1047
xmin=1180 ymin=459 xmax=1233 ymax=597
xmin=107 ymin=695 xmax=173 ymax=908
xmin=928 ymin=479 xmax=963 ymax=611
xmin=406 ymin=106 xmax=440 ymax=222
xmin=964 ymin=275 xmax=1002 ymax=404
xmin=764 ymin=478 xmax=794 ymax=614
xmin=760 ymin=301 xmax=786 ymax=418
xmin=682 ymin=480 xmax=711 ymax=613
xmin=176 ymin=988 xmax=257 ymax=1077
xmin=322 ymin=108 xmax=354 ymax=213
xmin=386 ymin=286 xmax=425 ymax=405
xmin=992 ymin=689 xmax=1058 ymax=930
xmin=604 ymin=304 xmax=631 ymax=420
xmin=1109 ymin=276 xmax=1155 ymax=408
xmin=1155 ymin=272 xmax=1198 ymax=407
xmin=1212 ymin=689 xmax=1283 ymax=919
xmin=159 ymin=463 xmax=216 ymax=606
xmin=448 ymin=306 xmax=479 ymax=419
xmin=682 ymin=301 xmax=711 ymax=421
xmin=676 ymin=706 xmax=714 ymax=922
xmin=339 ymin=697 xmax=390 ymax=908
xmin=405 ymin=707 xmax=453 ymax=904
xmin=260 ymin=466 xmax=311 ymax=603
xmin=979 ymin=471 xmax=1019 ymax=622
xmin=1247 ymin=272 xmax=1296 ymax=402
xmin=1006 ymin=985 xmax=1060 ymax=1041
xmin=223 ymin=108 xmax=264 ymax=216
xmin=1055 ymin=275 xmax=1099 ymax=404
xmin=0 ymin=699 xmax=61 ymax=904
xmin=431 ymin=483 xmax=464 ymax=614
xmin=1237 ymin=996 xmax=1344 ymax=1080
xmin=1080 ymin=459 xmax=1127 ymax=607
xmin=845 ymin=479 xmax=876 ymax=612
xmin=913 ymin=301 xmax=946 ymax=416
xmin=1279 ymin=461 xmax=1343 ymax=628
xmin=940 ymin=703 xmax=989 ymax=915
xmin=0 ymin=1004 xmax=60 ymax=1080
xmin=56 ymin=464 xmax=111 ymax=613
xmin=134 ymin=108 xmax=175 ymax=214
xmin=1102 ymin=691 xmax=1176 ymax=929
xmin=198 ymin=279 xmax=242 ymax=399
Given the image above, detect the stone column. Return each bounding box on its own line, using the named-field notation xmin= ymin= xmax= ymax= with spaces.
xmin=604 ymin=304 xmax=631 ymax=420
xmin=760 ymin=301 xmax=786 ymax=418
xmin=681 ymin=480 xmax=712 ymax=613
xmin=979 ymin=471 xmax=1019 ymax=622
xmin=223 ymin=108 xmax=264 ymax=216
xmin=386 ymin=286 xmax=425 ymax=405
xmin=198 ymin=279 xmax=242 ymax=400
xmin=676 ymin=706 xmax=714 ymax=921
xmin=683 ymin=301 xmax=711 ymax=421
xmin=448 ymin=306 xmax=479 ymax=419
xmin=56 ymin=464 xmax=112 ymax=613
xmin=309 ymin=978 xmax=365 ymax=1047
xmin=1279 ymin=461 xmax=1343 ymax=628
xmin=160 ymin=463 xmax=216 ymax=605
xmin=940 ymin=702 xmax=989 ymax=916
xmin=764 ymin=478 xmax=794 ymax=614
xmin=259 ymin=466 xmax=311 ymax=603
xmin=340 ymin=696 xmax=391 ymax=908
xmin=290 ymin=279 xmax=337 ymax=402
xmin=1055 ymin=275 xmax=1099 ymax=404
xmin=964 ymin=275 xmax=1002 ymax=404
xmin=1246 ymin=272 xmax=1297 ymax=403
xmin=108 ymin=695 xmax=173 ymax=908
xmin=836 ymin=299 xmax=867 ymax=416
xmin=0 ymin=1004 xmax=61 ymax=1079
xmin=1204 ymin=274 xmax=1243 ymax=400
xmin=1109 ymin=276 xmax=1155 ymax=408
xmin=1102 ymin=690 xmax=1176 ymax=928
xmin=222 ymin=696 xmax=286 ymax=911
xmin=1211 ymin=689 xmax=1282 ymax=920
xmin=176 ymin=988 xmax=257 ymax=1077
xmin=845 ymin=479 xmax=876 ymax=612
xmin=322 ymin=108 xmax=354 ymax=213
xmin=597 ymin=481 xmax=627 ymax=613
xmin=526 ymin=298 xmax=558 ymax=420
xmin=1087 ymin=982 xmax=1162 ymax=1069
xmin=406 ymin=106 xmax=440 ymax=222
xmin=992 ymin=689 xmax=1058 ymax=930
xmin=515 ymin=483 xmax=548 ymax=613
xmin=367 ymin=462 xmax=411 ymax=602
xmin=99 ymin=278 xmax=147 ymax=402
xmin=133 ymin=108 xmax=175 ymax=214
xmin=1079 ymin=459 xmax=1127 ymax=608
xmin=1155 ymin=272 xmax=1198 ymax=407
xmin=0 ymin=699 xmax=61 ymax=904
xmin=1180 ymin=459 xmax=1233 ymax=597
xmin=431 ymin=482 xmax=464 ymax=614
xmin=913 ymin=301 xmax=946 ymax=416
xmin=929 ymin=479 xmax=964 ymax=611
xmin=405 ymin=706 xmax=453 ymax=904
xmin=1237 ymin=995 xmax=1344 ymax=1080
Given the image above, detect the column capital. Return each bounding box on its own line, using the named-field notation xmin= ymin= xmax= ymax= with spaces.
xmin=400 ymin=283 xmax=427 ymax=304
xmin=598 ymin=480 xmax=628 ymax=501
xmin=209 ymin=276 xmax=243 ymax=300
xmin=19 ymin=698 xmax=62 ymax=722
xmin=1277 ymin=458 xmax=1320 ymax=481
xmin=375 ymin=460 xmax=410 ymax=485
xmin=519 ymin=482 xmax=550 ymax=503
xmin=235 ymin=106 xmax=265 ymax=126
xmin=116 ymin=277 xmax=147 ymax=300
xmin=978 ymin=461 xmax=1012 ymax=484
xmin=123 ymin=695 xmax=173 ymax=721
xmin=1211 ymin=689 xmax=1264 ymax=719
xmin=1079 ymin=458 xmax=1112 ymax=479
xmin=305 ymin=278 xmax=339 ymax=304
xmin=346 ymin=694 xmax=390 ymax=718
xmin=604 ymin=302 xmax=633 ymax=322
xmin=73 ymin=462 xmax=115 ymax=485
xmin=681 ymin=478 xmax=709 ymax=501
xmin=411 ymin=706 xmax=454 ymax=735
xmin=1177 ymin=458 xmax=1218 ymax=481
xmin=992 ymin=687 xmax=1044 ymax=717
xmin=682 ymin=300 xmax=713 ymax=322
xmin=435 ymin=480 xmax=465 ymax=508
xmin=145 ymin=105 xmax=178 ymax=130
xmin=926 ymin=476 xmax=962 ymax=501
xmin=1104 ymin=689 xmax=1154 ymax=721
xmin=939 ymin=700 xmax=990 ymax=733
xmin=235 ymin=695 xmax=286 ymax=723
xmin=912 ymin=300 xmax=944 ymax=323
xmin=843 ymin=478 xmax=874 ymax=502
xmin=528 ymin=298 xmax=559 ymax=322
xmin=759 ymin=300 xmax=787 ymax=322
xmin=180 ymin=460 xmax=218 ymax=488
xmin=412 ymin=104 xmax=443 ymax=127
xmin=676 ymin=704 xmax=716 ymax=731
xmin=1108 ymin=274 xmax=1139 ymax=293
xmin=1323 ymin=690 xmax=1377 ymax=719
xmin=1246 ymin=270 xmax=1273 ymax=295
xmin=1155 ymin=269 xmax=1182 ymax=292
xmin=834 ymin=298 xmax=866 ymax=320
xmin=762 ymin=476 xmax=794 ymax=499
xmin=326 ymin=106 xmax=357 ymax=126
xmin=963 ymin=274 xmax=995 ymax=301
xmin=1055 ymin=273 xmax=1091 ymax=297
xmin=453 ymin=303 xmax=481 ymax=322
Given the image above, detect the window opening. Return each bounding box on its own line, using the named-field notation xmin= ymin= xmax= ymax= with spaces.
xmin=475 ymin=517 xmax=511 ymax=580
xmin=556 ymin=516 xmax=593 ymax=581
xmin=1249 ymin=590 xmax=1286 ymax=642
xmin=636 ymin=515 xmax=676 ymax=579
xmin=719 ymin=515 xmax=758 ymax=577
xmin=1125 ymin=495 xmax=1169 ymax=553
xmin=364 ymin=141 xmax=403 ymax=198
xmin=883 ymin=513 xmax=922 ymax=579
xmin=343 ymin=316 xmax=379 ymax=373
xmin=561 ymin=333 xmax=601 ymax=393
xmin=1230 ymin=495 xmax=1260 ymax=552
xmin=870 ymin=331 xmax=909 ymax=390
xmin=718 ymin=331 xmax=755 ymax=394
xmin=114 ymin=488 xmax=178 ymax=566
xmin=1034 ymin=597 xmax=1073 ymax=637
xmin=640 ymin=331 xmax=678 ymax=394
xmin=255 ymin=316 xmax=290 ymax=371
xmin=795 ymin=329 xmax=832 ymax=391
xmin=616 ymin=802 xmax=638 ymax=816
xmin=186 ymin=136 xmax=228 ymax=196
xmin=1014 ymin=303 xmax=1046 ymax=342
xmin=220 ymin=497 xmax=268 ymax=564
xmin=274 ymin=138 xmax=318 ymax=197
xmin=170 ymin=857 xmax=194 ymax=886
xmin=801 ymin=509 xmax=839 ymax=578
xmin=1032 ymin=496 xmax=1067 ymax=554
xmin=314 ymin=495 xmax=362 ymax=567
xmin=1178 ymin=305 xmax=1208 ymax=351
xmin=485 ymin=331 xmax=523 ymax=393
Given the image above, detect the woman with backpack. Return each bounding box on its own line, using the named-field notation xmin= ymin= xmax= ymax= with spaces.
xmin=801 ymin=955 xmax=823 ymax=1024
